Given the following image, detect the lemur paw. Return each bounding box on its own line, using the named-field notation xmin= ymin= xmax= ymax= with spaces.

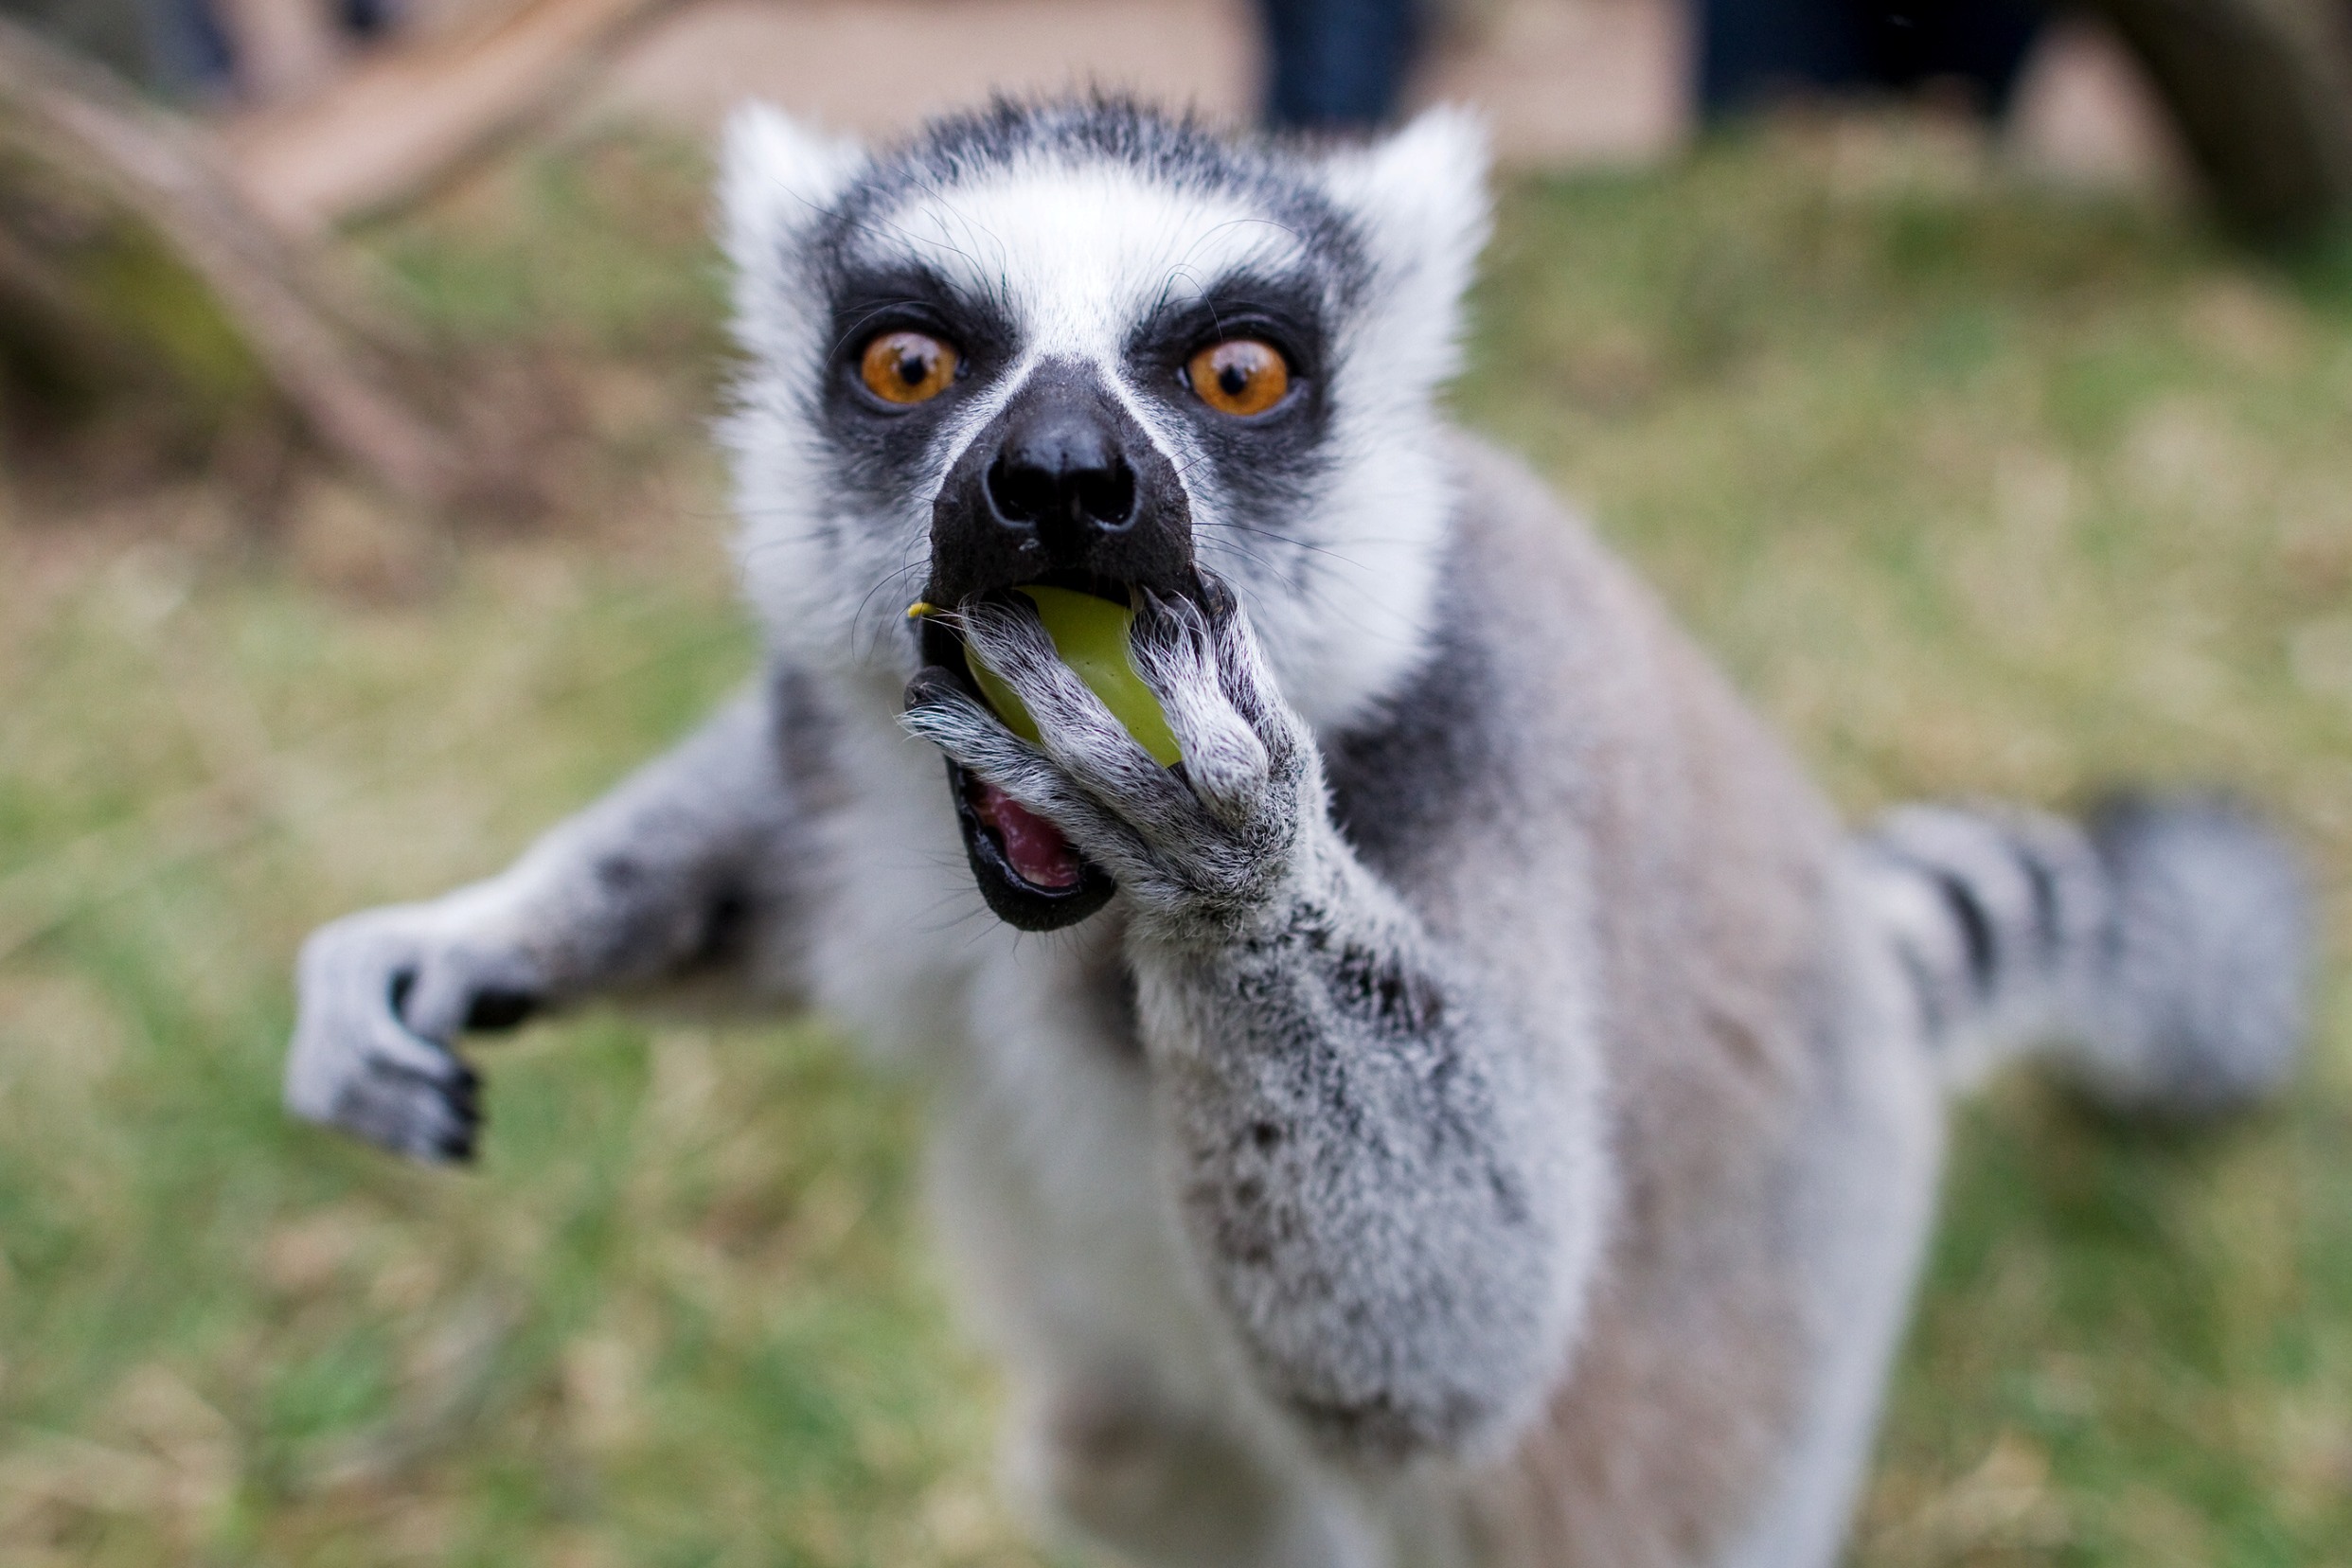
xmin=902 ymin=573 xmax=1321 ymax=944
xmin=285 ymin=908 xmax=542 ymax=1163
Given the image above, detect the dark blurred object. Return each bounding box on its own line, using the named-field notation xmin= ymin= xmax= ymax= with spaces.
xmin=143 ymin=0 xmax=240 ymax=95
xmin=1257 ymin=0 xmax=2048 ymax=132
xmin=2076 ymin=0 xmax=2352 ymax=244
xmin=0 ymin=14 xmax=515 ymax=508
xmin=0 ymin=0 xmax=399 ymax=98
xmin=1698 ymin=0 xmax=2352 ymax=245
xmin=0 ymin=0 xmax=217 ymax=91
xmin=1254 ymin=0 xmax=2351 ymax=245
xmin=1260 ymin=0 xmax=1419 ymax=128
xmin=1698 ymin=0 xmax=2047 ymax=116
xmin=342 ymin=0 xmax=398 ymax=36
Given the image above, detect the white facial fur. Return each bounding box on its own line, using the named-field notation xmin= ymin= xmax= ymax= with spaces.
xmin=718 ymin=101 xmax=1491 ymax=735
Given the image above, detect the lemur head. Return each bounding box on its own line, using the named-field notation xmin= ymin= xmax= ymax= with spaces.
xmin=719 ymin=97 xmax=1490 ymax=735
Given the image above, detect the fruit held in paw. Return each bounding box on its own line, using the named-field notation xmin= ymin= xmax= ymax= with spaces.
xmin=957 ymin=586 xmax=1183 ymax=766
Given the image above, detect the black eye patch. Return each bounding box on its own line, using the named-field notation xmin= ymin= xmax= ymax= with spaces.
xmin=1123 ymin=274 xmax=1334 ymax=534
xmin=825 ymin=267 xmax=1014 ymax=397
xmin=1127 ymin=273 xmax=1328 ymax=392
xmin=810 ymin=267 xmax=1016 ymax=518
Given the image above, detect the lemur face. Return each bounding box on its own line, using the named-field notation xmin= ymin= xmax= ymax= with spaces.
xmin=721 ymin=99 xmax=1490 ymax=738
xmin=814 ymin=131 xmax=1349 ymax=615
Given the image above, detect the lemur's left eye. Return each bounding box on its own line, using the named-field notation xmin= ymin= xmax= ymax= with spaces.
xmin=861 ymin=330 xmax=958 ymax=405
xmin=1185 ymin=339 xmax=1290 ymax=418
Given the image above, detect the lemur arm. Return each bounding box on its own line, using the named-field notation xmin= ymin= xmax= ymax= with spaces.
xmin=285 ymin=677 xmax=812 ymax=1162
xmin=1135 ymin=842 xmax=1589 ymax=1467
xmin=903 ymin=582 xmax=1595 ymax=1467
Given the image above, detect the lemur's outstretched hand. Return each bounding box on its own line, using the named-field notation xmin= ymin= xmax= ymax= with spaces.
xmin=901 ymin=574 xmax=1325 ymax=950
xmin=285 ymin=903 xmax=540 ymax=1163
xmin=285 ymin=696 xmax=807 ymax=1166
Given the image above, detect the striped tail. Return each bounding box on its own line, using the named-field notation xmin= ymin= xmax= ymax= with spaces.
xmin=1860 ymin=794 xmax=2310 ymax=1115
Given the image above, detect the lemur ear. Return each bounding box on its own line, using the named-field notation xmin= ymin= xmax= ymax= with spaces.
xmin=1317 ymin=107 xmax=1491 ymax=365
xmin=720 ymin=101 xmax=864 ymax=306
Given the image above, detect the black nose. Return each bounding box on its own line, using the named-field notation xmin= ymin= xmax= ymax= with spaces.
xmin=927 ymin=359 xmax=1192 ymax=605
xmin=987 ymin=408 xmax=1136 ymax=553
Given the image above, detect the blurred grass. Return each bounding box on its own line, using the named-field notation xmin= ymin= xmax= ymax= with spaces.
xmin=0 ymin=119 xmax=2346 ymax=1565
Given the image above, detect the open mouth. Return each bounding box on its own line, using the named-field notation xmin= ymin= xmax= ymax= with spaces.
xmin=918 ymin=572 xmax=1141 ymax=931
xmin=944 ymin=760 xmax=1115 ymax=929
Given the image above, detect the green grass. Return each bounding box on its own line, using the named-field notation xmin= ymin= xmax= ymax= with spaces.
xmin=2 ymin=120 xmax=2347 ymax=1565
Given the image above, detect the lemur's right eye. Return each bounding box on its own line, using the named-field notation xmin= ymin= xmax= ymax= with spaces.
xmin=860 ymin=330 xmax=958 ymax=405
xmin=1185 ymin=338 xmax=1291 ymax=418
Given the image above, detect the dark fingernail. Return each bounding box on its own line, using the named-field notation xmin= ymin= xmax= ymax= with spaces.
xmin=465 ymin=989 xmax=538 ymax=1032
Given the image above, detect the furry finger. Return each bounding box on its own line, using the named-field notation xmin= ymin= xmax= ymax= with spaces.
xmin=907 ymin=681 xmax=1292 ymax=919
xmin=962 ymin=598 xmax=1216 ymax=843
xmin=1196 ymin=572 xmax=1314 ymax=784
xmin=337 ymin=1050 xmax=479 ymax=1162
xmin=286 ymin=911 xmax=490 ymax=1163
xmin=960 ymin=605 xmax=1294 ymax=906
xmin=1133 ymin=587 xmax=1272 ymax=825
xmin=352 ymin=1037 xmax=480 ymax=1162
xmin=288 ymin=1001 xmax=479 ymax=1163
xmin=901 ymin=678 xmax=1160 ymax=878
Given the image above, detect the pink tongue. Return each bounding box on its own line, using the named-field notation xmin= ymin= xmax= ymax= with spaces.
xmin=972 ymin=781 xmax=1080 ymax=890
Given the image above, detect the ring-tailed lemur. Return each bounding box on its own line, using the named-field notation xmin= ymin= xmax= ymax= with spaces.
xmin=284 ymin=99 xmax=2310 ymax=1567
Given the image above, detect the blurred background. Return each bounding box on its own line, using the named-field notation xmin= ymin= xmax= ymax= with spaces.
xmin=0 ymin=1 xmax=2348 ymax=1563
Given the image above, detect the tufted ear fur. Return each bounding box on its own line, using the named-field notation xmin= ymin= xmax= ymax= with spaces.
xmin=720 ymin=102 xmax=866 ymax=365
xmin=1316 ymin=107 xmax=1491 ymax=389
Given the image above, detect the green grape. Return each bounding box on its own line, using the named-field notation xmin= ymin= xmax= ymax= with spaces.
xmin=961 ymin=586 xmax=1183 ymax=766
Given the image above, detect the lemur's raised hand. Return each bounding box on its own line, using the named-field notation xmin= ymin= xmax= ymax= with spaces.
xmin=908 ymin=577 xmax=1580 ymax=1458
xmin=288 ymin=100 xmax=2310 ymax=1567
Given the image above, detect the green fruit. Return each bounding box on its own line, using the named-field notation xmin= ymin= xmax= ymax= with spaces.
xmin=965 ymin=585 xmax=1183 ymax=766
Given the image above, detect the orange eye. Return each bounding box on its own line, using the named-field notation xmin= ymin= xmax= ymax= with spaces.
xmin=1186 ymin=339 xmax=1290 ymax=418
xmin=860 ymin=330 xmax=958 ymax=404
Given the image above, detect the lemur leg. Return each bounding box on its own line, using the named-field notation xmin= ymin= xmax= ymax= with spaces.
xmin=285 ymin=685 xmax=812 ymax=1162
xmin=1010 ymin=1374 xmax=1371 ymax=1568
xmin=924 ymin=1006 xmax=1371 ymax=1568
xmin=903 ymin=579 xmax=1599 ymax=1470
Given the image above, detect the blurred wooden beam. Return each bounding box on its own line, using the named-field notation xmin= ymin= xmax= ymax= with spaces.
xmin=0 ymin=16 xmax=482 ymax=508
xmin=221 ymin=0 xmax=681 ymax=234
xmin=2082 ymin=0 xmax=2352 ymax=243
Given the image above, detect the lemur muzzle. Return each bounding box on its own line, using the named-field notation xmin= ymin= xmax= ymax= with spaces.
xmin=914 ymin=359 xmax=1196 ymax=930
xmin=925 ymin=357 xmax=1193 ymax=608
